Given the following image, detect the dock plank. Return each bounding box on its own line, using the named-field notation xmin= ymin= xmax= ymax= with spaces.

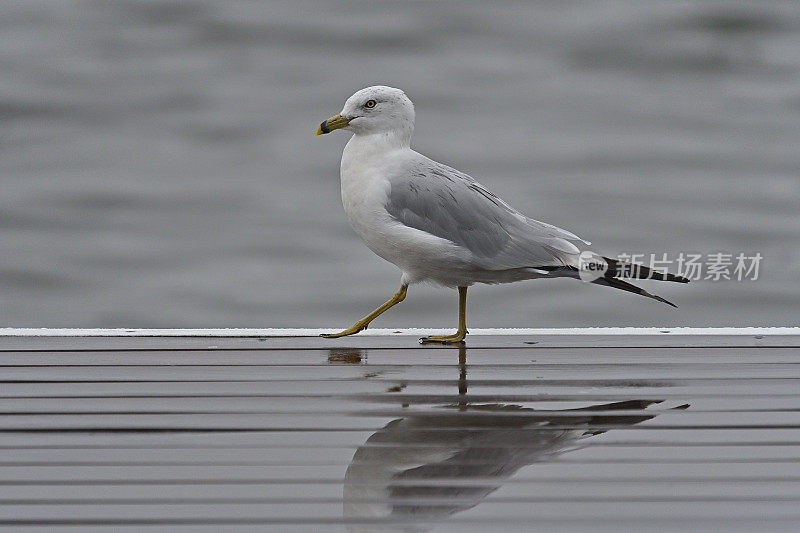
xmin=0 ymin=329 xmax=798 ymax=532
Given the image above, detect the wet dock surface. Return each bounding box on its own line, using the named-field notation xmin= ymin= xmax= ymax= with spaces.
xmin=1 ymin=329 xmax=799 ymax=532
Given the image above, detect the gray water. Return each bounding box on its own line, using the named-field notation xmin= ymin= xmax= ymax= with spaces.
xmin=2 ymin=0 xmax=799 ymax=328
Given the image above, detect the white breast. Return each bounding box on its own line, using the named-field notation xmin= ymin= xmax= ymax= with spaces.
xmin=339 ymin=136 xmax=465 ymax=285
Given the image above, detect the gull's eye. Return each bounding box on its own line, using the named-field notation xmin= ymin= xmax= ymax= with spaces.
xmin=364 ymin=99 xmax=376 ymax=109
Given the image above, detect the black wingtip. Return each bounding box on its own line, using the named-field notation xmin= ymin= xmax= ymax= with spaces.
xmin=602 ymin=256 xmax=690 ymax=284
xmin=648 ymin=292 xmax=678 ymax=308
xmin=593 ymin=276 xmax=678 ymax=308
xmin=656 ymin=273 xmax=689 ymax=284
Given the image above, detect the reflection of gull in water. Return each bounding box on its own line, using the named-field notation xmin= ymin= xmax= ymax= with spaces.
xmin=341 ymin=349 xmax=688 ymax=532
xmin=344 ymin=400 xmax=671 ymax=532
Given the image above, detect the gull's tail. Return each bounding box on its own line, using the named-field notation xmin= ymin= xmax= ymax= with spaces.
xmin=591 ymin=256 xmax=689 ymax=308
xmin=539 ymin=255 xmax=690 ymax=307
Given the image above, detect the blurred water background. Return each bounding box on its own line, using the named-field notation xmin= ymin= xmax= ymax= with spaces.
xmin=2 ymin=0 xmax=798 ymax=328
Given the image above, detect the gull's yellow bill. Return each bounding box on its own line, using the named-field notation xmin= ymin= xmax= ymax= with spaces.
xmin=316 ymin=114 xmax=351 ymax=135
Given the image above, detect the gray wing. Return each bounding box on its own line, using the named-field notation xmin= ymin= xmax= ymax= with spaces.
xmin=384 ymin=154 xmax=588 ymax=270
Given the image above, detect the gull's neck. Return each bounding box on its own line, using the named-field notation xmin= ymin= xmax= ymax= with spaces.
xmin=349 ymin=129 xmax=411 ymax=150
xmin=342 ymin=130 xmax=412 ymax=170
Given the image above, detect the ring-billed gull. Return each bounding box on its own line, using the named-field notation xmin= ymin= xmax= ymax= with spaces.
xmin=316 ymin=86 xmax=689 ymax=343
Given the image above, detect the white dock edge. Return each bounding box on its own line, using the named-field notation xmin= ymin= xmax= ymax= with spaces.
xmin=0 ymin=327 xmax=798 ymax=337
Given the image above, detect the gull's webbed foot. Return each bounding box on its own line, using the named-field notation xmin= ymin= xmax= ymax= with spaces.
xmin=419 ymin=329 xmax=467 ymax=344
xmin=321 ymin=321 xmax=368 ymax=338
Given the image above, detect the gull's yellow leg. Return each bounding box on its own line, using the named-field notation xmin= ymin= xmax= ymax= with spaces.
xmin=420 ymin=286 xmax=468 ymax=344
xmin=322 ymin=284 xmax=408 ymax=338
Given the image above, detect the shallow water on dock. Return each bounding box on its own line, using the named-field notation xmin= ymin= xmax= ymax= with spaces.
xmin=1 ymin=333 xmax=799 ymax=531
xmin=1 ymin=1 xmax=799 ymax=328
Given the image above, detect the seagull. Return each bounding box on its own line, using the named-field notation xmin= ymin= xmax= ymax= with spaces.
xmin=316 ymin=86 xmax=688 ymax=343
